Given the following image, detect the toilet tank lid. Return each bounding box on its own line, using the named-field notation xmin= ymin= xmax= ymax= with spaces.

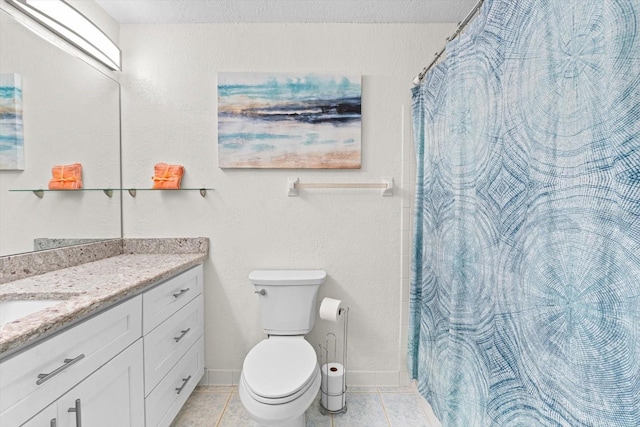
xmin=249 ymin=270 xmax=326 ymax=285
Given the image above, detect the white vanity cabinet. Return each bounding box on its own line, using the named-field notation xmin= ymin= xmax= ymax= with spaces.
xmin=0 ymin=296 xmax=142 ymax=427
xmin=0 ymin=263 xmax=205 ymax=427
xmin=142 ymin=264 xmax=205 ymax=427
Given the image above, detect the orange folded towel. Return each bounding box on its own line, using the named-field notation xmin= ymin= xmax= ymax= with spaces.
xmin=48 ymin=163 xmax=83 ymax=190
xmin=152 ymin=163 xmax=184 ymax=189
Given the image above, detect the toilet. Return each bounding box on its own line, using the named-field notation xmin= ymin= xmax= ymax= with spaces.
xmin=239 ymin=269 xmax=327 ymax=427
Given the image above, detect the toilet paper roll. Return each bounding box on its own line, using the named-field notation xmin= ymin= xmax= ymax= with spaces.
xmin=319 ymin=297 xmax=343 ymax=322
xmin=321 ymin=392 xmax=346 ymax=412
xmin=321 ymin=363 xmax=344 ymax=394
xmin=321 ymin=363 xmax=346 ymax=411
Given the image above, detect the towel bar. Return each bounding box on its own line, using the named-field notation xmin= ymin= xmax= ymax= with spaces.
xmin=288 ymin=177 xmax=393 ymax=197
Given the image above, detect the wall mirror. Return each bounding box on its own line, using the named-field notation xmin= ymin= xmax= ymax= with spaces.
xmin=0 ymin=5 xmax=121 ymax=256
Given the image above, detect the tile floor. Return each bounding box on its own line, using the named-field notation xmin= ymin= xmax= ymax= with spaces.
xmin=171 ymin=386 xmax=435 ymax=427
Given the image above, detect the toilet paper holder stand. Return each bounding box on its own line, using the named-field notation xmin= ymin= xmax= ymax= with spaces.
xmin=318 ymin=306 xmax=349 ymax=415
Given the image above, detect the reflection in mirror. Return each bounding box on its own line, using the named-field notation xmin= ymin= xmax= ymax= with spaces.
xmin=0 ymin=6 xmax=121 ymax=256
xmin=6 ymin=0 xmax=121 ymax=70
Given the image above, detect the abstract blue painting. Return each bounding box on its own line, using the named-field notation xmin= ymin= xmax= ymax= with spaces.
xmin=0 ymin=73 xmax=24 ymax=170
xmin=218 ymin=73 xmax=361 ymax=168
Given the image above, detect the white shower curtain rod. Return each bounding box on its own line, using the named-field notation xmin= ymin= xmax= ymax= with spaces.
xmin=412 ymin=0 xmax=485 ymax=85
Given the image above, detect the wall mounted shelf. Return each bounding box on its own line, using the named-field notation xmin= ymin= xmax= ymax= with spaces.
xmin=9 ymin=188 xmax=213 ymax=198
xmin=9 ymin=188 xmax=117 ymax=198
xmin=124 ymin=188 xmax=212 ymax=198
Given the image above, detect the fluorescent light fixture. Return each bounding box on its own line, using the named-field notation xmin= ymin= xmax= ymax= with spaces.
xmin=6 ymin=0 xmax=121 ymax=70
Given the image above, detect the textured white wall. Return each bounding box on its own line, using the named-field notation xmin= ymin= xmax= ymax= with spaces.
xmin=119 ymin=23 xmax=452 ymax=386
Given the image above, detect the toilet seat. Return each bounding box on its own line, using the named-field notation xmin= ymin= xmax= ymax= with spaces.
xmin=242 ymin=337 xmax=318 ymax=405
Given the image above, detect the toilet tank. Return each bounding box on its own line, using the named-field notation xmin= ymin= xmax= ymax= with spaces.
xmin=249 ymin=270 xmax=326 ymax=335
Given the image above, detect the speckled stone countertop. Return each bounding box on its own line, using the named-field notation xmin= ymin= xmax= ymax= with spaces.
xmin=0 ymin=238 xmax=208 ymax=359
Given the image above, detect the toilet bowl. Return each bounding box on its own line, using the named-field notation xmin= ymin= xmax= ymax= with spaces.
xmin=240 ymin=270 xmax=326 ymax=427
xmin=239 ymin=337 xmax=320 ymax=426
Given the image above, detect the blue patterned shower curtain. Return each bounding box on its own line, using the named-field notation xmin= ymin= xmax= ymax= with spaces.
xmin=409 ymin=0 xmax=640 ymax=425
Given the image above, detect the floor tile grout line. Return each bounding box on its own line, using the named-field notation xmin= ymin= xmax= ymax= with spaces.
xmin=377 ymin=387 xmax=394 ymax=427
xmin=215 ymin=389 xmax=235 ymax=427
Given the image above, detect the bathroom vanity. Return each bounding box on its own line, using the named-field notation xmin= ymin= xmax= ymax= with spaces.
xmin=0 ymin=239 xmax=207 ymax=427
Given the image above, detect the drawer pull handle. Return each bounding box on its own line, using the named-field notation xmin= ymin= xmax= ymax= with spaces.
xmin=68 ymin=398 xmax=82 ymax=427
xmin=173 ymin=288 xmax=190 ymax=298
xmin=174 ymin=328 xmax=191 ymax=342
xmin=36 ymin=354 xmax=85 ymax=385
xmin=175 ymin=375 xmax=192 ymax=394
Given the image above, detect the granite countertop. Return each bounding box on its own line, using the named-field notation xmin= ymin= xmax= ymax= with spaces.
xmin=0 ymin=238 xmax=208 ymax=359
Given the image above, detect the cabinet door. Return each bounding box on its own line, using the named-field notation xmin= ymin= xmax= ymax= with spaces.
xmin=144 ymin=293 xmax=204 ymax=395
xmin=21 ymin=404 xmax=57 ymax=427
xmin=143 ymin=265 xmax=203 ymax=334
xmin=1 ymin=296 xmax=142 ymax=427
xmin=57 ymin=340 xmax=144 ymax=427
xmin=145 ymin=338 xmax=205 ymax=427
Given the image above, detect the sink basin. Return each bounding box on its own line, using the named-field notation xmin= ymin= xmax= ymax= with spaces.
xmin=0 ymin=299 xmax=61 ymax=328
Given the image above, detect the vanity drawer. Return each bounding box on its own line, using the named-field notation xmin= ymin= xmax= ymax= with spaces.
xmin=0 ymin=296 xmax=142 ymax=427
xmin=145 ymin=338 xmax=205 ymax=427
xmin=143 ymin=265 xmax=203 ymax=334
xmin=144 ymin=293 xmax=204 ymax=396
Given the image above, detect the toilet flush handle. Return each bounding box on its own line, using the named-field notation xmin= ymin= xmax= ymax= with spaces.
xmin=255 ymin=289 xmax=266 ymax=296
